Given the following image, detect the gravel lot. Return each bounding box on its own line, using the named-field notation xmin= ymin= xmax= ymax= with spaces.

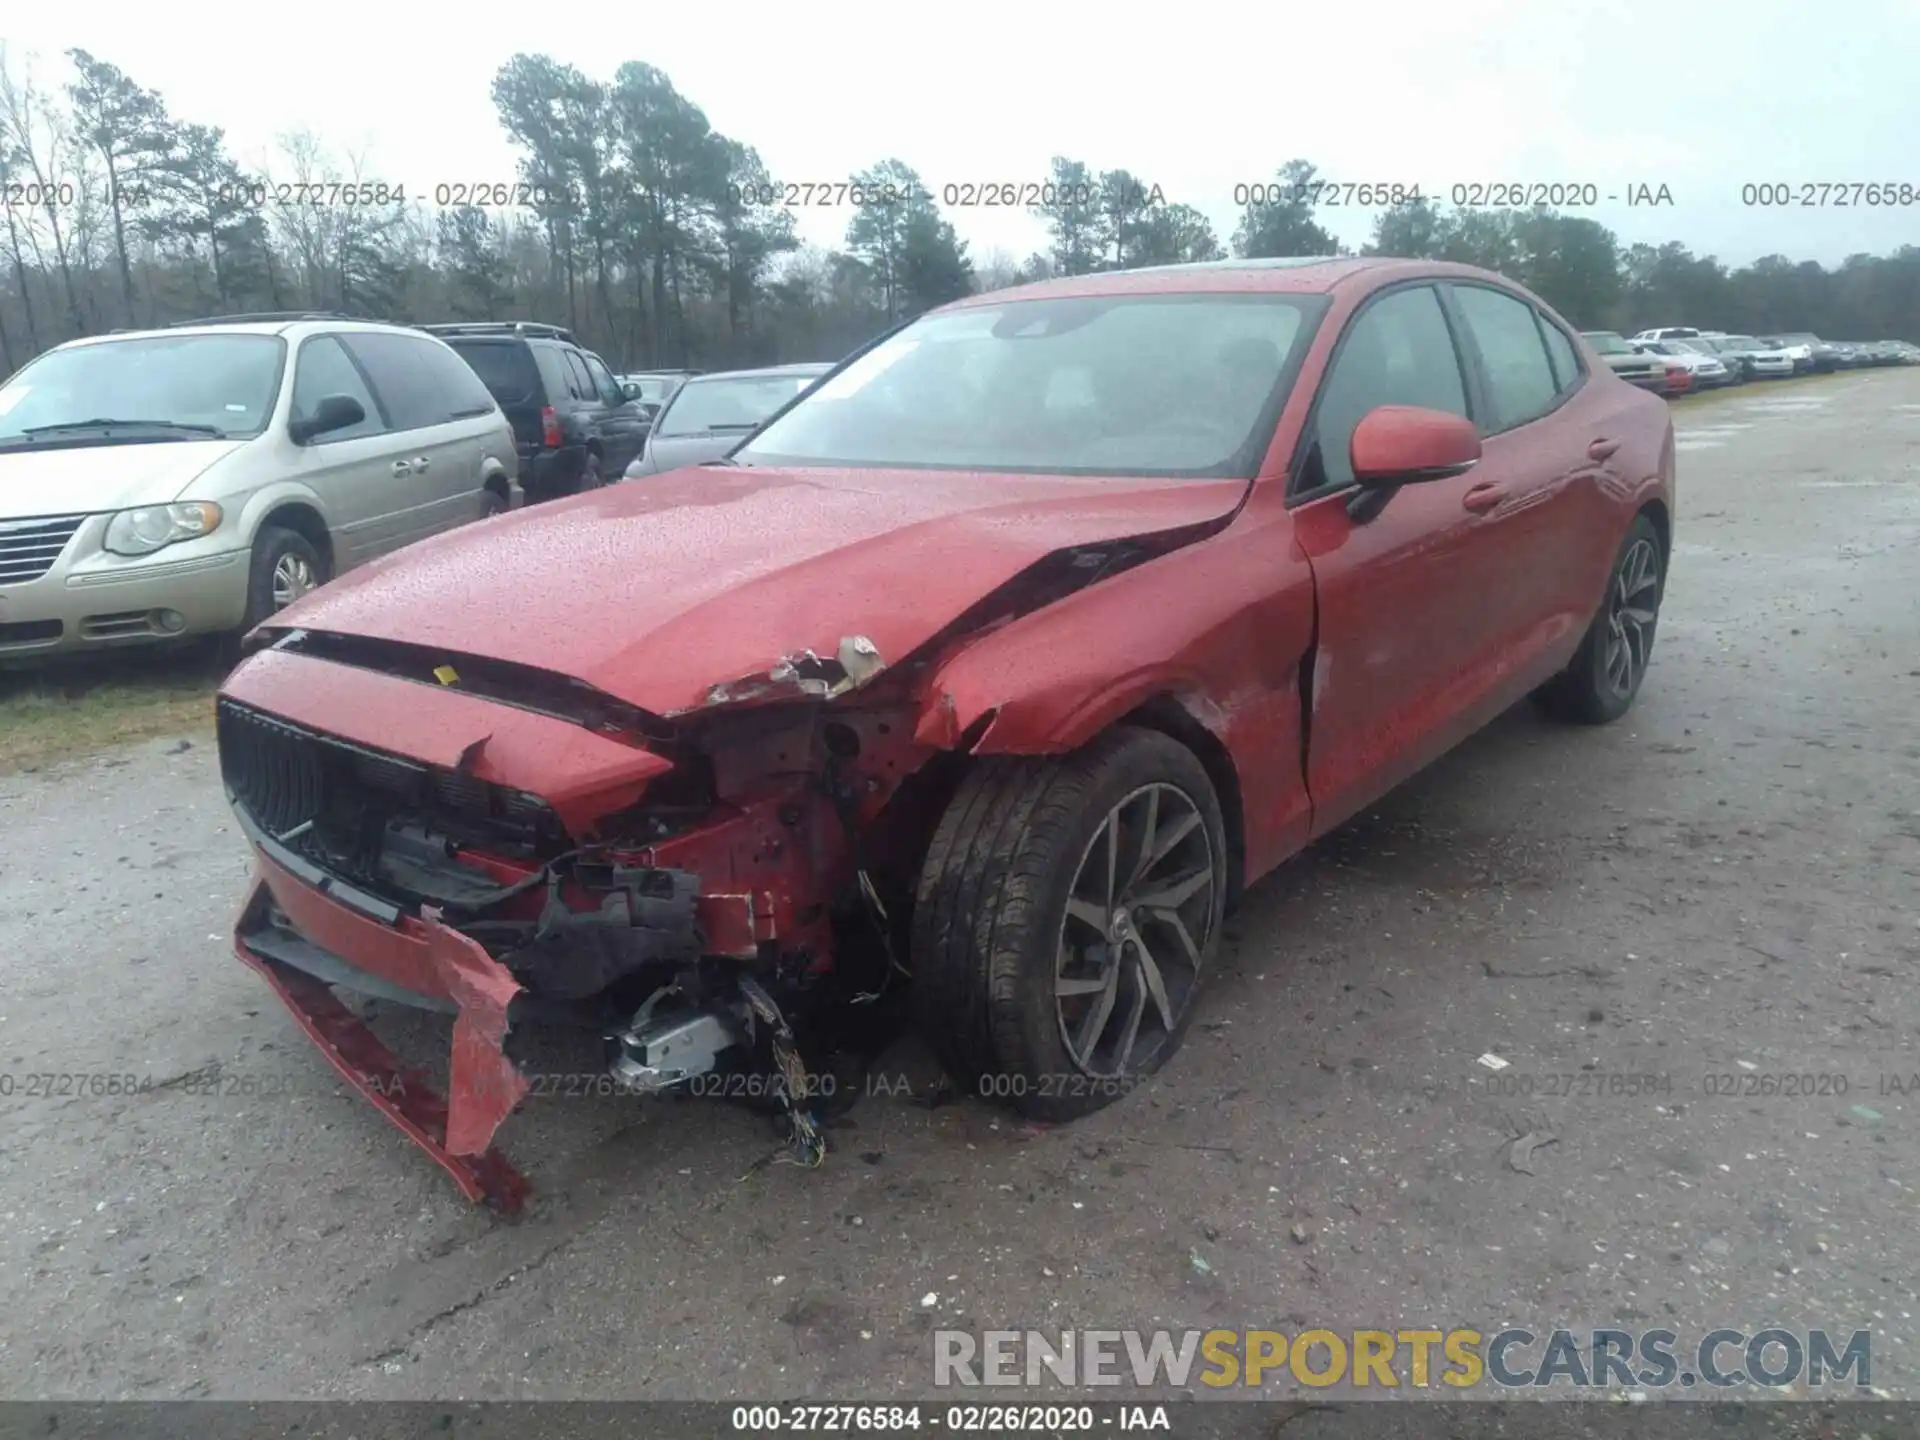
xmin=2 ymin=369 xmax=1917 ymax=1408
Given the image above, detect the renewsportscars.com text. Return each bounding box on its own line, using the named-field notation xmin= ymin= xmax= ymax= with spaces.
xmin=933 ymin=1327 xmax=1872 ymax=1390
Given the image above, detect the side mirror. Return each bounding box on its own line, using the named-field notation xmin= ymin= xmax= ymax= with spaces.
xmin=1345 ymin=405 xmax=1482 ymax=522
xmin=621 ymin=381 xmax=642 ymax=401
xmin=289 ymin=393 xmax=367 ymax=444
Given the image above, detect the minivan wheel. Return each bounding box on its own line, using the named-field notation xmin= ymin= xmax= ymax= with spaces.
xmin=1533 ymin=513 xmax=1664 ymax=725
xmin=481 ymin=486 xmax=508 ymax=518
xmin=241 ymin=526 xmax=328 ymax=632
xmin=911 ymin=727 xmax=1228 ymax=1123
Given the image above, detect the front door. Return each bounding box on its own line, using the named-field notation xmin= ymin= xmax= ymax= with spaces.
xmin=1287 ymin=282 xmax=1537 ymax=838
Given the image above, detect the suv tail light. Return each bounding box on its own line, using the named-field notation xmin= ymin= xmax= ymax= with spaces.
xmin=540 ymin=406 xmax=562 ymax=448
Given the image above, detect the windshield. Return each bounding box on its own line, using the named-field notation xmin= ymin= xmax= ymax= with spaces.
xmin=1583 ymin=332 xmax=1633 ymax=355
xmin=658 ymin=373 xmax=825 ymax=438
xmin=735 ymin=294 xmax=1319 ymax=477
xmin=0 ymin=333 xmax=285 ymax=443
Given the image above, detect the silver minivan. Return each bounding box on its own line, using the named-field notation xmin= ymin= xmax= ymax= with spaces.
xmin=0 ymin=313 xmax=520 ymax=662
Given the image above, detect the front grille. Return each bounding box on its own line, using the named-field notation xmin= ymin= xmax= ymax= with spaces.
xmin=217 ymin=699 xmax=571 ymax=871
xmin=0 ymin=513 xmax=86 ymax=586
xmin=218 ymin=701 xmax=330 ymax=838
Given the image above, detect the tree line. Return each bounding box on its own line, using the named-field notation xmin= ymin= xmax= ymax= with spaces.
xmin=1 ymin=44 xmax=1916 ymax=379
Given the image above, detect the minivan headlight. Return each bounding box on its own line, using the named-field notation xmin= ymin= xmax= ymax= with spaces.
xmin=103 ymin=501 xmax=223 ymax=557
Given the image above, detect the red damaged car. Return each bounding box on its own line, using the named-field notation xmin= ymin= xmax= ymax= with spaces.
xmin=217 ymin=257 xmax=1674 ymax=1210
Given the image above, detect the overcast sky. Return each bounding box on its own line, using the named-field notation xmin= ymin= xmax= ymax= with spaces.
xmin=5 ymin=0 xmax=1917 ymax=269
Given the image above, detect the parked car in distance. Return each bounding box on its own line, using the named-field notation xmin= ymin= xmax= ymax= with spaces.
xmin=1579 ymin=330 xmax=1670 ymax=392
xmin=213 ymin=256 xmax=1677 ymax=1209
xmin=1669 ymin=338 xmax=1744 ymax=385
xmin=1704 ymin=335 xmax=1795 ymax=379
xmin=1637 ymin=339 xmax=1728 ymax=389
xmin=1631 ymin=326 xmax=1702 ymax=342
xmin=619 ymin=370 xmax=701 ymax=409
xmin=0 ymin=312 xmax=518 ymax=664
xmin=1759 ymin=333 xmax=1835 ymax=373
xmin=423 ymin=322 xmax=651 ymax=502
xmin=622 ymin=363 xmax=836 ymax=478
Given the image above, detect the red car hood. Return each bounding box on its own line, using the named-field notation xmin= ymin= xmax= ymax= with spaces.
xmin=270 ymin=465 xmax=1247 ymax=716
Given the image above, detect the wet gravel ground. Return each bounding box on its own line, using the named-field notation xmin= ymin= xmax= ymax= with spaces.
xmin=1 ymin=370 xmax=1916 ymax=1412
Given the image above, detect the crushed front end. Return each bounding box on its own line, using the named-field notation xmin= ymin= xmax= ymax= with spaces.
xmin=218 ymin=630 xmax=940 ymax=1212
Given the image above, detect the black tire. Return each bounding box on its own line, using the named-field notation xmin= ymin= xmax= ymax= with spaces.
xmin=911 ymin=726 xmax=1229 ymax=1123
xmin=576 ymin=451 xmax=604 ymax=493
xmin=1533 ymin=513 xmax=1665 ymax=725
xmin=240 ymin=526 xmax=327 ymax=633
xmin=481 ymin=485 xmax=509 ymax=517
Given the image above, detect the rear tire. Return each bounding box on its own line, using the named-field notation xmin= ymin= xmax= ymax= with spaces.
xmin=481 ymin=486 xmax=508 ymax=518
xmin=1533 ymin=513 xmax=1664 ymax=725
xmin=576 ymin=452 xmax=604 ymax=493
xmin=911 ymin=727 xmax=1228 ymax=1123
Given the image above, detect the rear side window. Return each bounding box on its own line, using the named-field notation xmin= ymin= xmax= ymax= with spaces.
xmin=339 ymin=332 xmax=498 ymax=431
xmin=445 ymin=340 xmax=539 ymax=406
xmin=531 ymin=345 xmax=572 ymax=404
xmin=289 ymin=336 xmax=385 ymax=442
xmin=1539 ymin=318 xmax=1583 ymax=392
xmin=1452 ymin=286 xmax=1559 ymax=433
xmin=562 ymin=351 xmax=596 ymax=401
xmin=1305 ymin=285 xmax=1469 ymax=492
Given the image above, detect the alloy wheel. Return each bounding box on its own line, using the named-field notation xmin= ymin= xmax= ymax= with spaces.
xmin=1054 ymin=783 xmax=1218 ymax=1077
xmin=1602 ymin=537 xmax=1661 ymax=697
xmin=271 ymin=552 xmax=318 ymax=610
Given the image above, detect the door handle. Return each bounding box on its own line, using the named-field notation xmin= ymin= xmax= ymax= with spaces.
xmin=1462 ymin=481 xmax=1508 ymax=514
xmin=391 ymin=460 xmax=413 ymax=476
xmin=1587 ymin=437 xmax=1620 ymax=461
xmin=412 ymin=456 xmax=431 ymax=471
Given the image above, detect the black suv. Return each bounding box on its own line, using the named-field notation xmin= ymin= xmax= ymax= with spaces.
xmin=420 ymin=322 xmax=651 ymax=502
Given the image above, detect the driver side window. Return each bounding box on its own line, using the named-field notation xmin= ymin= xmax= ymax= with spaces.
xmin=1302 ymin=286 xmax=1469 ymax=493
xmin=290 ymin=336 xmax=385 ymax=443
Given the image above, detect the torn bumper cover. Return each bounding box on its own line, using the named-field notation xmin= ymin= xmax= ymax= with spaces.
xmin=231 ymin=832 xmax=705 ymax=1214
xmin=233 ymin=857 xmax=544 ymax=1212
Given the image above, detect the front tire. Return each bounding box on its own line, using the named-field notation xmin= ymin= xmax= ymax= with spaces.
xmin=240 ymin=526 xmax=327 ymax=633
xmin=1534 ymin=513 xmax=1665 ymax=725
xmin=911 ymin=727 xmax=1228 ymax=1123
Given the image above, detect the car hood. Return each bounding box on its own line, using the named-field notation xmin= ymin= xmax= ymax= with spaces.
xmin=0 ymin=438 xmax=245 ymax=517
xmin=267 ymin=463 xmax=1248 ymax=717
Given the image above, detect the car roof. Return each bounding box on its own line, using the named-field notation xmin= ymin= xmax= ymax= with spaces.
xmin=936 ymin=255 xmax=1531 ymax=309
xmin=58 ymin=316 xmax=423 ymax=350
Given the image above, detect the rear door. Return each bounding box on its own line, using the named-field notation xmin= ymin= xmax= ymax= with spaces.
xmin=1287 ymin=281 xmax=1518 ymax=837
xmin=284 ymin=334 xmax=403 ymax=566
xmin=336 ymin=330 xmax=490 ymax=546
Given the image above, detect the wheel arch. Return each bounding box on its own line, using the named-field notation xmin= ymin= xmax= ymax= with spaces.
xmin=256 ymin=499 xmax=334 ymax=575
xmin=1636 ymin=496 xmax=1670 ymax=564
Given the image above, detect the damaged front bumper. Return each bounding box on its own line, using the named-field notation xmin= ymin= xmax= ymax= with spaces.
xmin=216 ymin=642 xmax=924 ymax=1208
xmin=234 ymin=866 xmax=536 ymax=1213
